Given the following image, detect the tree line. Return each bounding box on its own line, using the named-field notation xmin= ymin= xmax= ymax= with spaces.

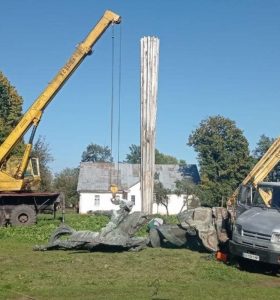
xmin=1 ymin=71 xmax=278 ymax=208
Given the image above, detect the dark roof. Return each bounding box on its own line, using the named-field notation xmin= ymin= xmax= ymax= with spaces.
xmin=77 ymin=162 xmax=200 ymax=192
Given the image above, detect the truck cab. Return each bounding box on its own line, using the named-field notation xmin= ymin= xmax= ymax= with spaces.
xmin=230 ymin=182 xmax=280 ymax=266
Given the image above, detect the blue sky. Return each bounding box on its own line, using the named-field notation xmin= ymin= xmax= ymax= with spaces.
xmin=1 ymin=1 xmax=280 ymax=173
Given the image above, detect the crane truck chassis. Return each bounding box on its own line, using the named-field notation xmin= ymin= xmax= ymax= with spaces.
xmin=0 ymin=192 xmax=60 ymax=226
xmin=224 ymin=137 xmax=280 ymax=270
xmin=0 ymin=10 xmax=121 ymax=226
xmin=230 ymin=182 xmax=280 ymax=268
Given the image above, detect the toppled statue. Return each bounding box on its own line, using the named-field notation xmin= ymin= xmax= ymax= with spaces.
xmin=34 ymin=200 xmax=149 ymax=252
xmin=148 ymin=207 xmax=231 ymax=252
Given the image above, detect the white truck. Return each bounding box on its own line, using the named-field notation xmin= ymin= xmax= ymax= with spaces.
xmin=230 ymin=182 xmax=280 ymax=268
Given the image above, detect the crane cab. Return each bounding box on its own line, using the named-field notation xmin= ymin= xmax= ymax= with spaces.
xmin=2 ymin=156 xmax=41 ymax=191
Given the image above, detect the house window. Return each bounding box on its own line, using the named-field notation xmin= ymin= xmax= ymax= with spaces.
xmin=94 ymin=195 xmax=100 ymax=207
xmin=131 ymin=195 xmax=136 ymax=204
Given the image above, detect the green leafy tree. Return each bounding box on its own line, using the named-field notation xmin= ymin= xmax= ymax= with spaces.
xmin=125 ymin=144 xmax=141 ymax=163
xmin=125 ymin=144 xmax=180 ymax=164
xmin=154 ymin=181 xmax=171 ymax=215
xmin=155 ymin=149 xmax=178 ymax=164
xmin=253 ymin=134 xmax=275 ymax=160
xmin=253 ymin=134 xmax=280 ymax=181
xmin=32 ymin=136 xmax=54 ymax=191
xmin=174 ymin=179 xmax=202 ymax=210
xmin=188 ymin=115 xmax=253 ymax=206
xmin=0 ymin=71 xmax=24 ymax=155
xmin=81 ymin=143 xmax=112 ymax=162
xmin=53 ymin=168 xmax=79 ymax=207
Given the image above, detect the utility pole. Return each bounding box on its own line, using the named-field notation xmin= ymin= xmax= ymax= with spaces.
xmin=140 ymin=36 xmax=160 ymax=214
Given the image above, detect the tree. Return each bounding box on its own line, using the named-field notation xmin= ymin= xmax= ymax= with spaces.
xmin=154 ymin=181 xmax=171 ymax=215
xmin=125 ymin=144 xmax=141 ymax=163
xmin=174 ymin=179 xmax=202 ymax=210
xmin=253 ymin=134 xmax=280 ymax=181
xmin=125 ymin=144 xmax=180 ymax=164
xmin=155 ymin=149 xmax=178 ymax=164
xmin=0 ymin=71 xmax=24 ymax=155
xmin=81 ymin=143 xmax=112 ymax=162
xmin=32 ymin=136 xmax=54 ymax=191
xmin=253 ymin=134 xmax=275 ymax=160
xmin=53 ymin=168 xmax=79 ymax=207
xmin=188 ymin=115 xmax=254 ymax=206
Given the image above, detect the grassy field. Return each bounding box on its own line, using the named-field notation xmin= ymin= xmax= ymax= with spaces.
xmin=0 ymin=213 xmax=279 ymax=300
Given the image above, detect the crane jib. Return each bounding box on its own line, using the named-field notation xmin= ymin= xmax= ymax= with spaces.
xmin=0 ymin=10 xmax=121 ymax=192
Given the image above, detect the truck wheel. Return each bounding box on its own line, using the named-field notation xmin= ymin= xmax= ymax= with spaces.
xmin=10 ymin=205 xmax=36 ymax=226
xmin=237 ymin=257 xmax=257 ymax=272
xmin=236 ymin=257 xmax=248 ymax=270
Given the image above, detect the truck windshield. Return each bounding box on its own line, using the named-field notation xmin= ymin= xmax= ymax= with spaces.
xmin=252 ymin=189 xmax=268 ymax=207
xmin=253 ymin=186 xmax=280 ymax=209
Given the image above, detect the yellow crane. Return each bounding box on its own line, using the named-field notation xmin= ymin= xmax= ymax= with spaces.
xmin=0 ymin=10 xmax=121 ymax=226
xmin=228 ymin=137 xmax=280 ymax=206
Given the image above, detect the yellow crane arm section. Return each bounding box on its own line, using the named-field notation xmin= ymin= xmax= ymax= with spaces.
xmin=229 ymin=137 xmax=280 ymax=205
xmin=0 ymin=10 xmax=121 ymax=165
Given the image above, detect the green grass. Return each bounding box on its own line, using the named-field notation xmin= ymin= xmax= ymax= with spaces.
xmin=0 ymin=213 xmax=279 ymax=300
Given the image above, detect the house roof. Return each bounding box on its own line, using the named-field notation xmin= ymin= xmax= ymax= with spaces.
xmin=77 ymin=162 xmax=200 ymax=193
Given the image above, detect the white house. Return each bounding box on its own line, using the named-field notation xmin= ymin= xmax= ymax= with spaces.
xmin=77 ymin=162 xmax=200 ymax=215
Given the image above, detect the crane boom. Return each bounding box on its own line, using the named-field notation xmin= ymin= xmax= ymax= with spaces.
xmin=229 ymin=136 xmax=280 ymax=205
xmin=0 ymin=10 xmax=121 ymax=192
xmin=0 ymin=10 xmax=120 ymax=164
